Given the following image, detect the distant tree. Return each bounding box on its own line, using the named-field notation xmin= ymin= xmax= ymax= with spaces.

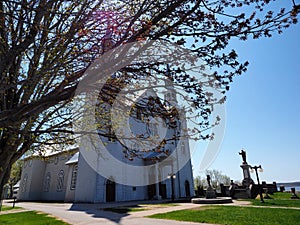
xmin=205 ymin=169 xmax=231 ymax=187
xmin=194 ymin=175 xmax=205 ymax=189
xmin=194 ymin=169 xmax=230 ymax=189
xmin=7 ymin=160 xmax=23 ymax=199
xmin=0 ymin=0 xmax=299 ymax=202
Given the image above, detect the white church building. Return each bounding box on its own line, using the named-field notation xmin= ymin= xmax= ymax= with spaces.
xmin=18 ymin=76 xmax=195 ymax=203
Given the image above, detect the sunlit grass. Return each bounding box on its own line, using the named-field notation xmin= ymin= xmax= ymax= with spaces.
xmin=0 ymin=211 xmax=69 ymax=225
xmin=148 ymin=205 xmax=300 ymax=225
xmin=0 ymin=206 xmax=22 ymax=211
xmin=249 ymin=192 xmax=300 ymax=207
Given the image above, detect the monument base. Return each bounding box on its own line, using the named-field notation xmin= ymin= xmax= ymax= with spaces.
xmin=205 ymin=186 xmax=216 ymax=199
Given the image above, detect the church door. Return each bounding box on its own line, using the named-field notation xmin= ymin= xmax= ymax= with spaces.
xmin=147 ymin=184 xmax=156 ymax=200
xmin=106 ymin=180 xmax=116 ymax=202
xmin=159 ymin=183 xmax=167 ymax=199
xmin=185 ymin=180 xmax=191 ymax=197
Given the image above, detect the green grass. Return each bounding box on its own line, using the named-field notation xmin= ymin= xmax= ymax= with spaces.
xmin=148 ymin=206 xmax=300 ymax=225
xmin=0 ymin=206 xmax=22 ymax=211
xmin=0 ymin=211 xmax=69 ymax=225
xmin=249 ymin=192 xmax=300 ymax=207
xmin=266 ymin=192 xmax=297 ymax=199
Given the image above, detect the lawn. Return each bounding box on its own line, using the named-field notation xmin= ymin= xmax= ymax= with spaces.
xmin=250 ymin=192 xmax=300 ymax=208
xmin=148 ymin=205 xmax=300 ymax=225
xmin=0 ymin=211 xmax=69 ymax=225
xmin=0 ymin=205 xmax=22 ymax=211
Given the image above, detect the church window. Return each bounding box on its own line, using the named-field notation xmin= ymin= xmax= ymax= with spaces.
xmin=56 ymin=170 xmax=64 ymax=192
xmin=149 ymin=122 xmax=158 ymax=136
xmin=21 ymin=174 xmax=28 ymax=193
xmin=70 ymin=164 xmax=78 ymax=190
xmin=181 ymin=141 xmax=186 ymax=154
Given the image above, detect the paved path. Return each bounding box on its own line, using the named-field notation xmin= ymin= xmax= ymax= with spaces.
xmin=10 ymin=199 xmax=296 ymax=225
xmin=2 ymin=200 xmax=219 ymax=225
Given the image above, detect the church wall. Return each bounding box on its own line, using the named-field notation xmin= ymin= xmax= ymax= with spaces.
xmin=18 ymin=159 xmax=46 ymax=201
xmin=74 ymin=154 xmax=97 ymax=203
xmin=116 ymin=184 xmax=148 ymax=202
xmin=94 ymin=171 xmax=148 ymax=202
xmin=28 ymin=159 xmax=46 ymax=200
xmin=177 ymin=159 xmax=194 ymax=197
xmin=40 ymin=153 xmax=72 ymax=201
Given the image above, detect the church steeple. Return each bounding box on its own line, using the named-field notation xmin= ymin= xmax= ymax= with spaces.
xmin=164 ymin=65 xmax=178 ymax=107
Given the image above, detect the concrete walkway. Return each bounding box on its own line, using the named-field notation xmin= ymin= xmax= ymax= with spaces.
xmin=3 ymin=198 xmax=298 ymax=224
xmin=2 ymin=200 xmax=219 ymax=225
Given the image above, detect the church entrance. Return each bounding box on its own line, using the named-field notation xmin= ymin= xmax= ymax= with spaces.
xmin=147 ymin=183 xmax=167 ymax=199
xmin=185 ymin=180 xmax=191 ymax=197
xmin=147 ymin=184 xmax=156 ymax=199
xmin=159 ymin=183 xmax=167 ymax=199
xmin=106 ymin=180 xmax=116 ymax=202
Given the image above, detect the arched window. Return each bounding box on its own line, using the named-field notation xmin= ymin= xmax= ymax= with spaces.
xmin=181 ymin=141 xmax=186 ymax=154
xmin=70 ymin=164 xmax=78 ymax=190
xmin=149 ymin=122 xmax=158 ymax=136
xmin=56 ymin=170 xmax=64 ymax=192
xmin=21 ymin=174 xmax=28 ymax=193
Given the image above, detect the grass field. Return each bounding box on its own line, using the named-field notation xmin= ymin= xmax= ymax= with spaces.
xmin=0 ymin=211 xmax=69 ymax=225
xmin=148 ymin=205 xmax=300 ymax=225
xmin=0 ymin=205 xmax=22 ymax=211
xmin=250 ymin=192 xmax=300 ymax=207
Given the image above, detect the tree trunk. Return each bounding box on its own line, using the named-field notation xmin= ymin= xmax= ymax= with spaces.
xmin=0 ymin=149 xmax=14 ymax=211
xmin=0 ymin=164 xmax=11 ymax=211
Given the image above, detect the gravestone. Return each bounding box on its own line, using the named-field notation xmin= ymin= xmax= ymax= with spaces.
xmin=291 ymin=187 xmax=299 ymax=199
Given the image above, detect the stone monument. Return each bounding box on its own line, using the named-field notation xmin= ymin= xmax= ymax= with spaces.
xmin=239 ymin=150 xmax=254 ymax=186
xmin=291 ymin=187 xmax=299 ymax=199
xmin=205 ymin=175 xmax=216 ymax=199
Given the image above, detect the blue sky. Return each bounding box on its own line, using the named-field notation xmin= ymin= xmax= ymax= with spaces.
xmin=192 ymin=4 xmax=300 ymax=183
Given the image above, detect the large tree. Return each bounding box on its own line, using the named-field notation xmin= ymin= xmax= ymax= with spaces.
xmin=0 ymin=0 xmax=299 ymax=200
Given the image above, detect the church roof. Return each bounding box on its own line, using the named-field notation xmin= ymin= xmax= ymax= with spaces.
xmin=65 ymin=152 xmax=79 ymax=165
xmin=23 ymin=146 xmax=78 ymax=160
xmin=143 ymin=151 xmax=168 ymax=160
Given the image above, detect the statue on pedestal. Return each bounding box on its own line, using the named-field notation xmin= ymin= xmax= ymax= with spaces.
xmin=205 ymin=174 xmax=216 ymax=199
xmin=239 ymin=149 xmax=247 ymax=164
xmin=238 ymin=149 xmax=254 ymax=187
xmin=207 ymin=175 xmax=211 ymax=187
